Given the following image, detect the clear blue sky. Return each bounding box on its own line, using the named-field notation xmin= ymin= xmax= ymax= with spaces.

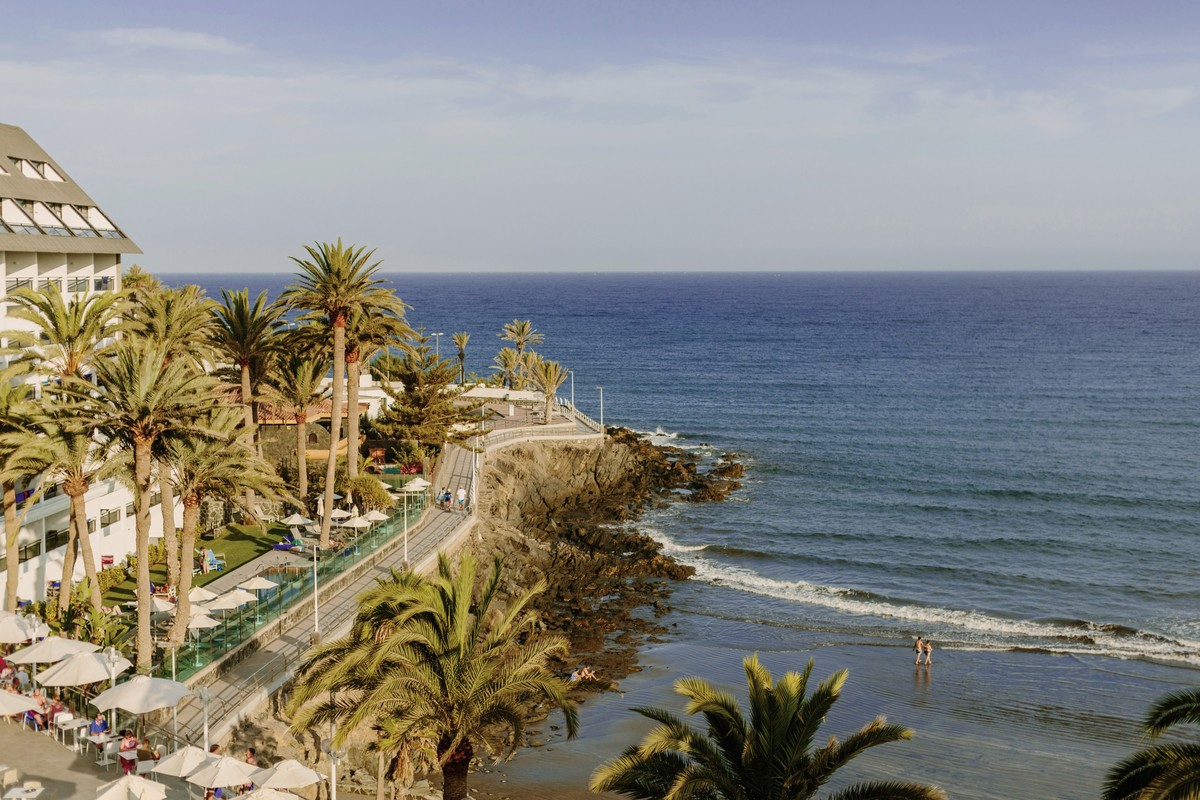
xmin=9 ymin=1 xmax=1200 ymax=272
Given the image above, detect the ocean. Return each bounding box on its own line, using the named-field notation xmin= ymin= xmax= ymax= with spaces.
xmin=174 ymin=270 xmax=1200 ymax=797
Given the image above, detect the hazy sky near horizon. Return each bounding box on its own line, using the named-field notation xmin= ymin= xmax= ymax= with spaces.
xmin=7 ymin=1 xmax=1200 ymax=273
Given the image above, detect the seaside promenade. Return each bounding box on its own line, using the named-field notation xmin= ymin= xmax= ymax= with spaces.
xmin=165 ymin=405 xmax=603 ymax=752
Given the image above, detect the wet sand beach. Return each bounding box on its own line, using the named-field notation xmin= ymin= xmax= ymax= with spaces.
xmin=472 ymin=611 xmax=1196 ymax=800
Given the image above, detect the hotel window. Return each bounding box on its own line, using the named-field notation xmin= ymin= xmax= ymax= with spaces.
xmin=45 ymin=529 xmax=69 ymax=551
xmin=67 ymin=277 xmax=89 ymax=293
xmin=94 ymin=276 xmax=114 ymax=292
xmin=1 ymin=198 xmax=39 ymax=234
xmin=100 ymin=508 xmax=121 ymax=526
xmin=6 ymin=278 xmax=32 ymax=292
xmin=31 ymin=202 xmax=70 ymax=236
xmin=151 ymin=491 xmax=162 ymax=505
xmin=125 ymin=502 xmax=135 ymax=516
xmin=87 ymin=517 xmax=97 ymax=534
xmin=39 ymin=278 xmax=62 ymax=292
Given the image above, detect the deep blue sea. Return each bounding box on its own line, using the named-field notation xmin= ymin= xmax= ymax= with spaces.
xmin=175 ymin=271 xmax=1200 ymax=669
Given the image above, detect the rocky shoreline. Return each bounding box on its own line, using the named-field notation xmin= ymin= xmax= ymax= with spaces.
xmin=465 ymin=427 xmax=742 ymax=704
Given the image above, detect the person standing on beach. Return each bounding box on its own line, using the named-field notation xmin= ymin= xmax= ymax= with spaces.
xmin=913 ymin=636 xmax=924 ymax=665
xmin=923 ymin=638 xmax=933 ymax=665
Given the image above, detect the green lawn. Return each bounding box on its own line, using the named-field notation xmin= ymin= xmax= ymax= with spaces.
xmin=102 ymin=522 xmax=285 ymax=605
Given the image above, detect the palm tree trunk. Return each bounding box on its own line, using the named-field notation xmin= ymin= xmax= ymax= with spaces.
xmin=347 ymin=355 xmax=361 ymax=480
xmin=296 ymin=414 xmax=309 ymax=513
xmin=242 ymin=362 xmax=257 ymax=518
xmin=57 ymin=507 xmax=81 ymax=618
xmin=320 ymin=322 xmax=346 ymax=549
xmin=72 ymin=492 xmax=103 ymax=611
xmin=440 ymin=740 xmax=473 ymax=800
xmin=134 ymin=437 xmax=155 ymax=672
xmin=375 ymin=751 xmax=387 ymax=800
xmin=3 ymin=480 xmax=18 ymax=611
xmin=168 ymin=496 xmax=200 ymax=646
xmin=159 ymin=460 xmax=180 ymax=590
xmin=543 ymin=393 xmax=553 ymax=425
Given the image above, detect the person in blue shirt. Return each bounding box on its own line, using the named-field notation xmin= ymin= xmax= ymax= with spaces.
xmin=88 ymin=712 xmax=109 ymax=736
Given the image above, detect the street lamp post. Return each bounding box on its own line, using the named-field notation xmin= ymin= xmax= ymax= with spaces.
xmin=596 ymin=385 xmax=604 ymax=436
xmin=431 ymin=332 xmax=444 ymax=360
xmin=197 ymin=685 xmax=210 ymax=751
xmin=568 ymin=370 xmax=575 ymax=413
xmin=105 ymin=646 xmax=119 ymax=730
xmin=312 ymin=544 xmax=320 ymax=642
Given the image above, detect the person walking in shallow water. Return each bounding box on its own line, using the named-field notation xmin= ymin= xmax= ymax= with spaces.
xmin=913 ymin=636 xmax=924 ymax=665
xmin=923 ymin=638 xmax=933 ymax=665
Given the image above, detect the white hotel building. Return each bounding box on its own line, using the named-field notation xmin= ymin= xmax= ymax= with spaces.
xmin=0 ymin=122 xmax=154 ymax=603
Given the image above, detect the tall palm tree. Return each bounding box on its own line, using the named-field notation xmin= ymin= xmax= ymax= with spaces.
xmin=0 ymin=285 xmax=121 ymax=379
xmin=452 ymin=331 xmax=469 ymax=385
xmin=528 ymin=357 xmax=569 ymax=424
xmin=261 ymin=353 xmax=330 ymax=514
xmin=287 ymin=554 xmax=579 ymax=800
xmin=5 ymin=411 xmax=118 ymax=616
xmin=119 ymin=264 xmax=162 ymax=305
xmin=281 ymin=240 xmax=405 ymax=548
xmin=164 ymin=408 xmax=285 ymax=645
xmin=498 ymin=319 xmax=543 ymax=355
xmin=344 ymin=306 xmax=413 ymax=480
xmin=1104 ymin=688 xmax=1200 ymax=800
xmin=491 ymin=347 xmax=522 ymax=390
xmin=0 ymin=381 xmax=36 ymax=611
xmin=591 ymin=654 xmax=946 ymax=800
xmin=125 ymin=284 xmax=218 ymax=588
xmin=66 ymin=342 xmax=220 ymax=672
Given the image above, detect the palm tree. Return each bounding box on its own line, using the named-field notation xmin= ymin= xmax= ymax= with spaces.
xmin=120 ymin=264 xmax=163 ymax=304
xmin=344 ymin=306 xmax=413 ymax=480
xmin=528 ymin=357 xmax=569 ymax=424
xmin=452 ymin=331 xmax=469 ymax=384
xmin=0 ymin=381 xmax=36 ymax=611
xmin=1104 ymin=688 xmax=1200 ymax=800
xmin=287 ymin=553 xmax=579 ymax=800
xmin=124 ymin=284 xmax=219 ymax=588
xmin=210 ymin=288 xmax=286 ymax=452
xmin=164 ymin=408 xmax=285 ymax=645
xmin=261 ymin=353 xmax=331 ymax=514
xmin=491 ymin=347 xmax=522 ymax=390
xmin=66 ymin=341 xmax=220 ymax=672
xmin=5 ymin=411 xmax=118 ymax=616
xmin=0 ymin=285 xmax=121 ymax=379
xmin=591 ymin=654 xmax=946 ymax=800
xmin=281 ymin=240 xmax=405 ymax=548
xmin=498 ymin=319 xmax=543 ymax=355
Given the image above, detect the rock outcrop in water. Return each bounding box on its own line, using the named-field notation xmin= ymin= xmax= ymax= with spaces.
xmin=467 ymin=427 xmax=742 ymax=685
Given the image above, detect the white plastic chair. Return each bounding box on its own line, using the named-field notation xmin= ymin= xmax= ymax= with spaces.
xmin=97 ymin=739 xmax=119 ymax=769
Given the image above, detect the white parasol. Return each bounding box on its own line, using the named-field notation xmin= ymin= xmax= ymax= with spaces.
xmin=339 ymin=515 xmax=370 ymax=529
xmin=279 ymin=513 xmax=313 ymax=526
xmin=186 ymin=755 xmax=262 ymax=789
xmin=243 ymin=787 xmax=305 ymax=800
xmin=94 ymin=773 xmax=168 ymax=800
xmin=251 ymin=759 xmax=326 ymax=789
xmin=136 ymin=596 xmax=176 ymax=614
xmin=8 ymin=635 xmax=99 ymax=664
xmin=0 ymin=613 xmax=35 ymax=644
xmin=364 ymin=510 xmax=389 ymax=523
xmin=188 ymin=586 xmax=218 ymax=604
xmin=238 ymin=577 xmax=278 ymax=592
xmin=91 ymin=674 xmax=193 ymax=714
xmin=150 ymin=745 xmax=213 ymax=778
xmin=0 ymin=691 xmax=39 ymax=716
xmin=329 ymin=508 xmax=351 ymax=520
xmin=36 ymin=649 xmax=132 ymax=687
xmin=187 ymin=614 xmax=220 ymax=630
xmin=403 ymin=477 xmax=431 ymax=490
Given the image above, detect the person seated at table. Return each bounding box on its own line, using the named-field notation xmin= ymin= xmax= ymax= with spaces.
xmin=138 ymin=736 xmax=161 ymax=762
xmin=119 ymin=729 xmax=139 ymax=774
xmin=25 ymin=689 xmax=47 ymax=729
xmin=13 ymin=666 xmax=29 ymax=690
xmin=46 ymin=692 xmax=66 ymax=729
xmin=88 ymin=711 xmax=109 ymax=736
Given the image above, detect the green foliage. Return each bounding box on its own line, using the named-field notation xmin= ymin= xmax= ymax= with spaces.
xmin=590 ymin=654 xmax=946 ymax=800
xmin=344 ymin=474 xmax=392 ymax=512
xmin=371 ymin=332 xmax=485 ymax=450
xmin=1104 ymin=688 xmax=1200 ymax=800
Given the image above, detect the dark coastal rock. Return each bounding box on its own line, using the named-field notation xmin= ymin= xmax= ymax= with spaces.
xmin=468 ymin=427 xmax=742 ymax=693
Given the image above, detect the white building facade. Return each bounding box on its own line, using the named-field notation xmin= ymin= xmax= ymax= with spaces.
xmin=0 ymin=122 xmax=155 ymax=603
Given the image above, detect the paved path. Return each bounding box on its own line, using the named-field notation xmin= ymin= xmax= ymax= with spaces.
xmin=169 ymin=408 xmax=600 ymax=748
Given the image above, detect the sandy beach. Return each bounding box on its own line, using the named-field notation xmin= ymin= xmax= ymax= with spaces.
xmin=466 ymin=609 xmax=1196 ymax=800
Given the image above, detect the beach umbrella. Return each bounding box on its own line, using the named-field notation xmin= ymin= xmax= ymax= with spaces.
xmin=243 ymin=789 xmax=303 ymax=800
xmin=239 ymin=577 xmax=278 ymax=591
xmin=187 ymin=614 xmax=220 ymax=630
xmin=9 ymin=635 xmax=99 ymax=664
xmin=403 ymin=478 xmax=430 ymax=490
xmin=329 ymin=508 xmax=351 ymax=520
xmin=341 ymin=515 xmax=370 ymax=529
xmin=136 ymin=596 xmax=175 ymax=614
xmin=364 ymin=510 xmax=388 ymax=523
xmin=188 ymin=586 xmax=218 ymax=604
xmin=186 ymin=755 xmax=262 ymax=789
xmin=222 ymin=588 xmax=258 ymax=605
xmin=0 ymin=612 xmax=35 ymax=643
xmin=206 ymin=591 xmax=251 ymax=611
xmin=251 ymin=759 xmax=325 ymax=789
xmin=37 ymin=649 xmax=132 ymax=687
xmin=92 ymin=674 xmax=193 ymax=714
xmin=94 ymin=774 xmax=168 ymax=800
xmin=279 ymin=513 xmax=313 ymax=526
xmin=151 ymin=745 xmax=213 ymax=778
xmin=0 ymin=691 xmax=39 ymax=717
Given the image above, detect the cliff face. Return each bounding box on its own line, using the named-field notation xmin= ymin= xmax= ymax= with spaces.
xmin=468 ymin=428 xmax=740 ymax=684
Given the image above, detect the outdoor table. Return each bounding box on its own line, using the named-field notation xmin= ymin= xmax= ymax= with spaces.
xmin=58 ymin=716 xmax=89 ymax=751
xmin=2 ymin=788 xmax=43 ymax=799
xmin=86 ymin=732 xmax=114 ymax=762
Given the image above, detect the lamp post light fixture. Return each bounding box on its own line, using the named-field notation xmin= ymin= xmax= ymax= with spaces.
xmin=568 ymin=370 xmax=575 ymax=413
xmin=324 ymin=737 xmax=346 ymax=800
xmin=105 ymin=646 xmax=120 ymax=730
xmin=431 ymin=332 xmax=444 ymax=360
xmin=312 ymin=544 xmax=321 ymax=642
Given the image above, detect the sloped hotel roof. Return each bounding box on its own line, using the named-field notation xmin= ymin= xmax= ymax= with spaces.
xmin=0 ymin=123 xmax=141 ymax=255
